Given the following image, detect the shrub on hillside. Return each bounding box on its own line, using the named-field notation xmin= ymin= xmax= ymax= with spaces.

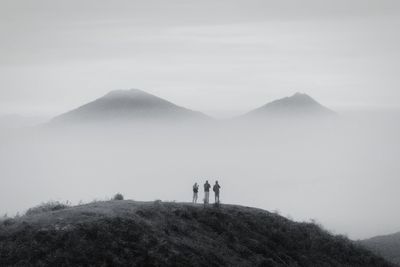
xmin=113 ymin=193 xmax=124 ymax=201
xmin=25 ymin=201 xmax=69 ymax=216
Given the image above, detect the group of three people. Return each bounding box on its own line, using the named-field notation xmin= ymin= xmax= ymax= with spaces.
xmin=192 ymin=180 xmax=221 ymax=204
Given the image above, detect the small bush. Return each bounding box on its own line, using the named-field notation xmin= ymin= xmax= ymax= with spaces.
xmin=113 ymin=193 xmax=124 ymax=201
xmin=25 ymin=201 xmax=69 ymax=216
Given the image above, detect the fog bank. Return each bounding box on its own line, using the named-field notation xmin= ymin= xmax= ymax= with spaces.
xmin=0 ymin=111 xmax=399 ymax=239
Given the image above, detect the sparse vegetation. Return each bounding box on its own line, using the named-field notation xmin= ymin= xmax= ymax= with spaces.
xmin=0 ymin=201 xmax=394 ymax=266
xmin=25 ymin=201 xmax=70 ymax=216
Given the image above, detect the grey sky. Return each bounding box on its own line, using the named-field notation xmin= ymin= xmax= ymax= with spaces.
xmin=1 ymin=0 xmax=400 ymax=117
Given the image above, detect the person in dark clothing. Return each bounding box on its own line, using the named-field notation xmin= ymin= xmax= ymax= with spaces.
xmin=192 ymin=182 xmax=199 ymax=203
xmin=213 ymin=181 xmax=221 ymax=204
xmin=204 ymin=180 xmax=211 ymax=204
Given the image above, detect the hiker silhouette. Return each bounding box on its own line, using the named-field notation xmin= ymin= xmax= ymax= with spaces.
xmin=213 ymin=181 xmax=221 ymax=204
xmin=204 ymin=180 xmax=211 ymax=204
xmin=192 ymin=182 xmax=199 ymax=203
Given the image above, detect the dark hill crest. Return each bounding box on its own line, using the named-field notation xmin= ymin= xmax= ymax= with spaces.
xmin=0 ymin=201 xmax=393 ymax=267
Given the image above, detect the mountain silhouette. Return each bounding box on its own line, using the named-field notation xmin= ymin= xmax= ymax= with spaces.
xmin=242 ymin=92 xmax=336 ymax=119
xmin=50 ymin=89 xmax=209 ymax=124
xmin=50 ymin=90 xmax=337 ymax=125
xmin=0 ymin=200 xmax=393 ymax=266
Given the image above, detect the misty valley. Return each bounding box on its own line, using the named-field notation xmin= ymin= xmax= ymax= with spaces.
xmin=1 ymin=90 xmax=399 ymax=243
xmin=2 ymin=1 xmax=400 ymax=265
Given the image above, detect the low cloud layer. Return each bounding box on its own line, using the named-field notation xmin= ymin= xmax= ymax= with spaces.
xmin=0 ymin=111 xmax=399 ymax=240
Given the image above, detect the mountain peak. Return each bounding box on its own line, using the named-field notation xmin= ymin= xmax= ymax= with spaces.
xmin=294 ymin=92 xmax=305 ymax=96
xmin=50 ymin=89 xmax=209 ymax=125
xmin=104 ymin=89 xmax=150 ymax=98
xmin=282 ymin=92 xmax=319 ymax=105
xmin=243 ymin=93 xmax=335 ymax=119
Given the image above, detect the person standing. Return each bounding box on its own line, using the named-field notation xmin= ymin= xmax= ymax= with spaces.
xmin=192 ymin=182 xmax=199 ymax=203
xmin=213 ymin=181 xmax=221 ymax=204
xmin=204 ymin=180 xmax=211 ymax=204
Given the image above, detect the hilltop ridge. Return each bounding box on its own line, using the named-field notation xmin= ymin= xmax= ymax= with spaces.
xmin=0 ymin=200 xmax=393 ymax=266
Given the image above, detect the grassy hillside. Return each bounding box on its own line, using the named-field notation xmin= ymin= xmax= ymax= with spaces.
xmin=0 ymin=200 xmax=394 ymax=267
xmin=360 ymin=232 xmax=400 ymax=265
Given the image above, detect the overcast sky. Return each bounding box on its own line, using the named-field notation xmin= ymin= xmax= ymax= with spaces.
xmin=1 ymin=0 xmax=400 ymax=117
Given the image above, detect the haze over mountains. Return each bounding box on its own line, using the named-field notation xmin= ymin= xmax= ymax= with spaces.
xmin=1 ymin=88 xmax=400 ymax=241
xmin=48 ymin=89 xmax=335 ymax=126
xmin=0 ymin=114 xmax=48 ymax=129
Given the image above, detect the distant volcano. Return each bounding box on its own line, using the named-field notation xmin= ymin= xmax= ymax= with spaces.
xmin=50 ymin=89 xmax=209 ymax=124
xmin=242 ymin=92 xmax=336 ymax=119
